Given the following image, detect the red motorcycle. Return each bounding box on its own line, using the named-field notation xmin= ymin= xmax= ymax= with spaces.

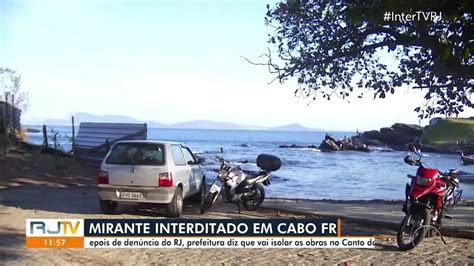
xmin=397 ymin=145 xmax=462 ymax=251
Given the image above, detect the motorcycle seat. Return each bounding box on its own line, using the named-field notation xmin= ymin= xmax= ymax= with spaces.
xmin=245 ymin=171 xmax=267 ymax=185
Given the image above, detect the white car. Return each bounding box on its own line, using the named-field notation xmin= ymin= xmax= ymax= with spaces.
xmin=97 ymin=140 xmax=205 ymax=217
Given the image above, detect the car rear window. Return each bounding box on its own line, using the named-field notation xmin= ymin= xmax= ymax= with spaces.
xmin=106 ymin=143 xmax=165 ymax=166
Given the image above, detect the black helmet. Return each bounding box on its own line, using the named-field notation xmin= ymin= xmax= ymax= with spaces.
xmin=404 ymin=156 xmax=418 ymax=166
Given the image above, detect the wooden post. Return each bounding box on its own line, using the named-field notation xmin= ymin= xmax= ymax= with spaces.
xmin=53 ymin=131 xmax=58 ymax=168
xmin=11 ymin=94 xmax=15 ymax=132
xmin=42 ymin=125 xmax=48 ymax=147
xmin=4 ymin=92 xmax=9 ymax=129
xmin=2 ymin=97 xmax=7 ymax=155
xmin=5 ymin=92 xmax=10 ymax=127
xmin=71 ymin=116 xmax=75 ymax=155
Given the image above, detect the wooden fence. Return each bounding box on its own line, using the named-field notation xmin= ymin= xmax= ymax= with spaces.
xmin=0 ymin=101 xmax=21 ymax=131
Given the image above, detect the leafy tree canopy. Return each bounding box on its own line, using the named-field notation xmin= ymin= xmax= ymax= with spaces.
xmin=263 ymin=0 xmax=473 ymax=118
xmin=0 ymin=68 xmax=28 ymax=112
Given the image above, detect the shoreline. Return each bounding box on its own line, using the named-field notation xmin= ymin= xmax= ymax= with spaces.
xmin=2 ymin=145 xmax=473 ymax=201
xmin=267 ymin=196 xmax=474 ymax=204
xmin=23 ymin=119 xmax=474 ymax=156
xmin=2 ymin=183 xmax=474 ymax=202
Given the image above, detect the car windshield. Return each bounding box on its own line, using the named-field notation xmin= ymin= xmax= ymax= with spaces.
xmin=106 ymin=143 xmax=165 ymax=166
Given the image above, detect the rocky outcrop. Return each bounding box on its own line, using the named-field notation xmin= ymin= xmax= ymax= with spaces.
xmin=280 ymin=135 xmax=371 ymax=152
xmin=319 ymin=135 xmax=371 ymax=152
xmin=319 ymin=139 xmax=341 ymax=151
xmin=392 ymin=123 xmax=423 ymax=136
xmin=280 ymin=123 xmax=424 ymax=153
xmin=24 ymin=128 xmax=41 ymax=133
xmin=279 ymin=144 xmax=319 ymax=149
xmin=358 ymin=123 xmax=423 ymax=149
xmin=380 ymin=127 xmax=416 ymax=145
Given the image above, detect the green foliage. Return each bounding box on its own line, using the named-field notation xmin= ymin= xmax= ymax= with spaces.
xmin=422 ymin=118 xmax=474 ymax=145
xmin=264 ymin=0 xmax=473 ymax=118
xmin=0 ymin=67 xmax=29 ymax=112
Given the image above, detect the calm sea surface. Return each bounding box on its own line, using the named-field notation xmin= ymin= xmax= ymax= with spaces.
xmin=26 ymin=126 xmax=474 ymax=200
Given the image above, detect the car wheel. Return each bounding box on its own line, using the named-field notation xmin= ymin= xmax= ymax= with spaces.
xmin=167 ymin=187 xmax=183 ymax=218
xmin=100 ymin=199 xmax=117 ymax=214
xmin=200 ymin=192 xmax=217 ymax=214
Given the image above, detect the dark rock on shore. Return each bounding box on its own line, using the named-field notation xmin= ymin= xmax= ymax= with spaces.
xmin=279 ymin=144 xmax=319 ymax=149
xmin=392 ymin=123 xmax=423 ymax=136
xmin=280 ymin=123 xmax=425 ymax=154
xmin=350 ymin=119 xmax=473 ymax=154
xmin=381 ymin=127 xmax=418 ymax=145
xmin=319 ymin=135 xmax=371 ymax=152
xmin=352 ymin=135 xmax=386 ymax=147
xmin=319 ymin=139 xmax=340 ymax=151
xmin=280 ymin=135 xmax=371 ymax=153
xmin=24 ymin=128 xmax=41 ymax=133
xmin=362 ymin=130 xmax=383 ymax=141
xmin=357 ymin=123 xmax=423 ymax=149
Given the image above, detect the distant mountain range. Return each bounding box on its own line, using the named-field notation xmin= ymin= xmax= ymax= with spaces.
xmin=270 ymin=123 xmax=316 ymax=131
xmin=25 ymin=112 xmax=322 ymax=131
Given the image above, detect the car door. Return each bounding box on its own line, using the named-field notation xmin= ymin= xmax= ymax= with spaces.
xmin=170 ymin=144 xmax=192 ymax=197
xmin=182 ymin=146 xmax=201 ymax=194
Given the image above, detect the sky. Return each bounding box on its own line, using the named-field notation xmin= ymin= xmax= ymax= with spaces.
xmin=1 ymin=0 xmax=473 ymax=131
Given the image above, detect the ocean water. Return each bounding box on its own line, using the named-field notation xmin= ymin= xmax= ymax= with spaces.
xmin=25 ymin=126 xmax=474 ymax=200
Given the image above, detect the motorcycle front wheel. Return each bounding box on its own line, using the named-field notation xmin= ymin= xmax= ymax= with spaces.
xmin=397 ymin=206 xmax=430 ymax=251
xmin=200 ymin=192 xmax=218 ymax=214
xmin=243 ymin=183 xmax=265 ymax=211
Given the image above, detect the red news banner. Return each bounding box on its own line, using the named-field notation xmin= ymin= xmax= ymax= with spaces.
xmin=26 ymin=218 xmax=376 ymax=249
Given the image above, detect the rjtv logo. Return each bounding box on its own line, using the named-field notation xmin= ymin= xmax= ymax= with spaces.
xmin=27 ymin=219 xmax=84 ymax=237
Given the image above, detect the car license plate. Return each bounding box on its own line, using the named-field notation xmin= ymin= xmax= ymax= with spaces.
xmin=120 ymin=192 xmax=143 ymax=199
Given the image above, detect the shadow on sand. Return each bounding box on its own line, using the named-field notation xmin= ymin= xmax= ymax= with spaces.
xmin=0 ymin=226 xmax=25 ymax=261
xmin=0 ymin=185 xmax=208 ymax=217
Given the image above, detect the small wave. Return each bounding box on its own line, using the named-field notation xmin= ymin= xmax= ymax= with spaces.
xmin=283 ymin=160 xmax=301 ymax=166
xmin=371 ymin=147 xmax=394 ymax=152
xmin=301 ymin=148 xmax=321 ymax=152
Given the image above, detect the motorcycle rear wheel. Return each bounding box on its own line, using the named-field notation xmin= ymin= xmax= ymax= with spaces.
xmin=200 ymin=192 xmax=217 ymax=214
xmin=397 ymin=207 xmax=430 ymax=251
xmin=242 ymin=183 xmax=265 ymax=211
